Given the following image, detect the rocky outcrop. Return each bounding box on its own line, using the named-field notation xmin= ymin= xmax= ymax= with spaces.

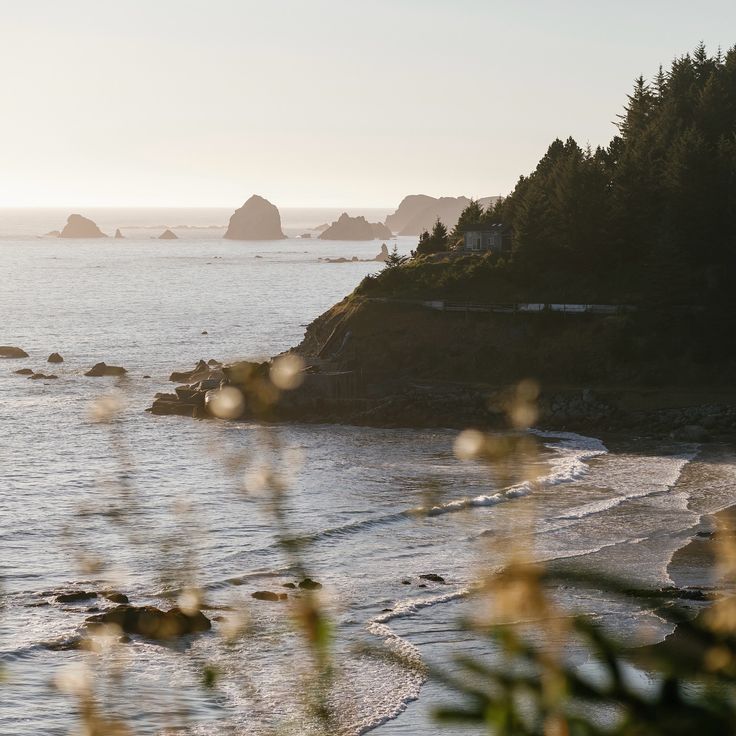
xmin=84 ymin=362 xmax=127 ymax=377
xmin=60 ymin=214 xmax=107 ymax=238
xmin=86 ymin=605 xmax=211 ymax=640
xmin=168 ymin=359 xmax=221 ymax=383
xmin=384 ymin=195 xmax=500 ymax=235
xmin=159 ymin=229 xmax=178 ymax=239
xmin=224 ymin=195 xmax=286 ymax=240
xmin=320 ymin=244 xmax=389 ymax=264
xmin=29 ymin=372 xmax=58 ymax=380
xmin=14 ymin=368 xmax=33 ymax=375
xmin=148 ymin=360 xmax=276 ymax=419
xmin=319 ymin=213 xmax=391 ymax=240
xmin=114 ymin=229 xmax=125 ymax=239
xmin=0 ymin=346 xmax=29 ymax=359
xmin=47 ymin=352 xmax=63 ymax=363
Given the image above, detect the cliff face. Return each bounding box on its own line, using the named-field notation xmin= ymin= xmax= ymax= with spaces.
xmin=319 ymin=213 xmax=390 ymax=240
xmin=224 ymin=195 xmax=286 ymax=240
xmin=385 ymin=195 xmax=501 ymax=235
xmin=295 ymin=298 xmax=735 ymax=389
xmin=289 ymin=297 xmax=736 ymax=430
xmin=60 ymin=214 xmax=107 ymax=238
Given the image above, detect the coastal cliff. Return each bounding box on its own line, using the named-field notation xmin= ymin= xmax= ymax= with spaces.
xmin=285 ymin=296 xmax=736 ymax=432
xmin=385 ymin=195 xmax=499 ymax=235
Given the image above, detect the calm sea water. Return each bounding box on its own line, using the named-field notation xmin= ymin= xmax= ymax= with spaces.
xmin=1 ymin=209 xmax=735 ymax=735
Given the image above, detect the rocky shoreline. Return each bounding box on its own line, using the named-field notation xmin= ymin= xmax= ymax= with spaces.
xmin=141 ymin=295 xmax=736 ymax=437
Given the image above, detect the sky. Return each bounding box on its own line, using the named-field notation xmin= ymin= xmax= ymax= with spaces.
xmin=1 ymin=0 xmax=735 ymax=208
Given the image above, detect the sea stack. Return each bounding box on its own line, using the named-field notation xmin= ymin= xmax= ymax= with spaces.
xmin=374 ymin=243 xmax=390 ymax=262
xmin=159 ymin=229 xmax=178 ymax=239
xmin=319 ymin=213 xmax=392 ymax=241
xmin=224 ymin=195 xmax=286 ymax=240
xmin=114 ymin=229 xmax=125 ymax=239
xmin=59 ymin=214 xmax=107 ymax=238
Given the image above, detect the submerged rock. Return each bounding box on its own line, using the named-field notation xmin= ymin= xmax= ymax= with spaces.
xmin=0 ymin=346 xmax=29 ymax=359
xmin=159 ymin=229 xmax=178 ymax=240
xmin=101 ymin=591 xmax=129 ymax=604
xmin=60 ymin=214 xmax=107 ymax=238
xmin=298 ymin=578 xmax=322 ymax=590
xmin=57 ymin=591 xmax=98 ymax=603
xmin=224 ymin=195 xmax=286 ymax=240
xmin=86 ymin=605 xmax=211 ymax=639
xmin=29 ymin=372 xmax=58 ymax=380
xmin=251 ymin=591 xmax=288 ymax=602
xmin=47 ymin=352 xmax=63 ymax=363
xmin=84 ymin=362 xmax=127 ymax=377
xmin=419 ymin=573 xmax=446 ymax=583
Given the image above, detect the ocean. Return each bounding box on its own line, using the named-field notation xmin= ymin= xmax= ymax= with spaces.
xmin=1 ymin=208 xmax=735 ymax=735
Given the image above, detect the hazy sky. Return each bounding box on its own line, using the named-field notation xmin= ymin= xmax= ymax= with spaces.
xmin=2 ymin=0 xmax=735 ymax=208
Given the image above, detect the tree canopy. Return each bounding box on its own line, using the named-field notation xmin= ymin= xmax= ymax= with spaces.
xmin=385 ymin=44 xmax=736 ymax=306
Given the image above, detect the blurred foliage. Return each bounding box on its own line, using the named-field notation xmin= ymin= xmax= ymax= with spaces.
xmin=432 ymin=566 xmax=736 ymax=735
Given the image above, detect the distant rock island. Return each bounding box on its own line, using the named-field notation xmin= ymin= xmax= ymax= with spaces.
xmin=319 ymin=213 xmax=392 ymax=240
xmin=59 ymin=214 xmax=107 ymax=238
xmin=385 ymin=195 xmax=500 ymax=235
xmin=224 ymin=195 xmax=286 ymax=240
xmin=159 ymin=229 xmax=178 ymax=239
xmin=114 ymin=229 xmax=124 ymax=239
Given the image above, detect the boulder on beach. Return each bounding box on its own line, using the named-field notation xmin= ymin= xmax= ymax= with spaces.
xmin=86 ymin=605 xmax=211 ymax=640
xmin=60 ymin=214 xmax=107 ymax=238
xmin=47 ymin=352 xmax=63 ymax=363
xmin=114 ymin=229 xmax=125 ymax=239
xmin=84 ymin=362 xmax=127 ymax=377
xmin=159 ymin=229 xmax=178 ymax=240
xmin=0 ymin=346 xmax=29 ymax=359
xmin=319 ymin=213 xmax=390 ymax=241
xmin=224 ymin=195 xmax=286 ymax=240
